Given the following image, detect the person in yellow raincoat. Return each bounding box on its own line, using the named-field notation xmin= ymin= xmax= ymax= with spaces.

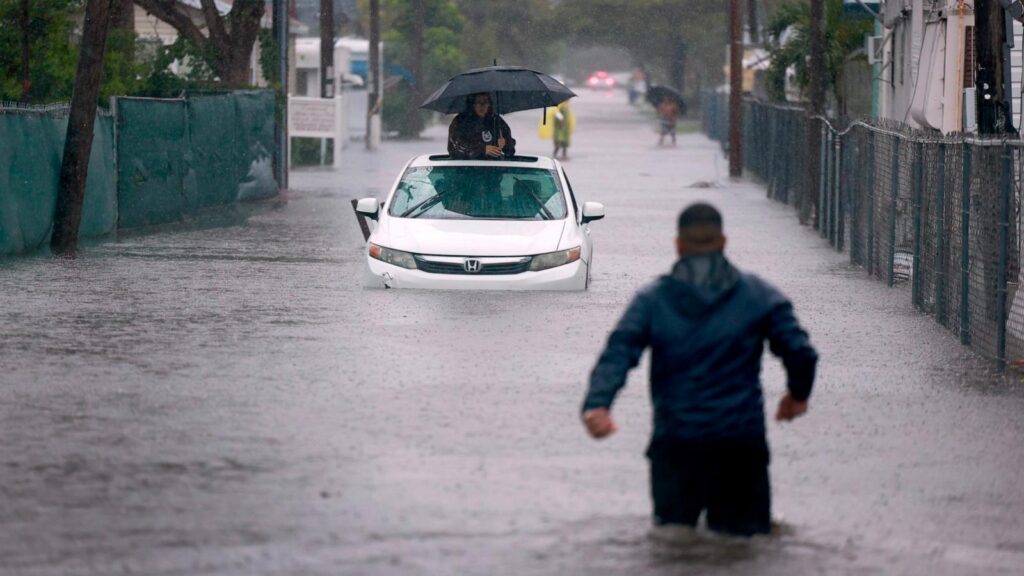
xmin=538 ymin=101 xmax=575 ymax=160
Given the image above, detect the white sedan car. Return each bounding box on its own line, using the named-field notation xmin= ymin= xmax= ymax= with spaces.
xmin=356 ymin=154 xmax=604 ymax=290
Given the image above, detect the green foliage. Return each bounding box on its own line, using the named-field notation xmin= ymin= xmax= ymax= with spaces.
xmin=101 ymin=28 xmax=147 ymax=101
xmin=0 ymin=0 xmax=266 ymax=104
xmin=455 ymin=0 xmax=560 ymax=70
xmin=134 ymin=37 xmax=223 ymax=98
xmin=375 ymin=0 xmax=466 ymax=137
xmin=291 ymin=137 xmax=334 ymax=166
xmin=0 ymin=0 xmax=148 ymax=104
xmin=0 ymin=0 xmax=78 ymax=102
xmin=382 ymin=82 xmax=418 ymax=136
xmin=258 ymin=28 xmax=280 ymax=87
xmin=764 ymin=0 xmax=873 ymax=111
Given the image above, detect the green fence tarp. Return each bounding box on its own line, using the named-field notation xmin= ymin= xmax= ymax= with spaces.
xmin=117 ymin=91 xmax=278 ymax=229
xmin=232 ymin=91 xmax=277 ymax=201
xmin=0 ymin=113 xmax=117 ymax=256
xmin=189 ymin=94 xmax=240 ymax=208
xmin=1 ymin=90 xmax=278 ymax=256
xmin=116 ymin=98 xmax=189 ymax=229
xmin=80 ymin=115 xmax=117 ymax=238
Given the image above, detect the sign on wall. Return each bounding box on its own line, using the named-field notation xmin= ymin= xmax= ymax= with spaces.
xmin=287 ymin=95 xmax=346 ymax=167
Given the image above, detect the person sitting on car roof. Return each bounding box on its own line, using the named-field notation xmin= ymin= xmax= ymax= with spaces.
xmin=448 ymin=93 xmax=516 ymax=160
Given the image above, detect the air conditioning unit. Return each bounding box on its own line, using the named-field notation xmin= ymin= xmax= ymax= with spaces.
xmin=963 ymin=88 xmax=978 ymax=133
xmin=866 ymin=35 xmax=885 ymax=65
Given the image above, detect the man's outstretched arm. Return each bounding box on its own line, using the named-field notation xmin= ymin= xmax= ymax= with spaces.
xmin=581 ymin=291 xmax=652 ymax=437
xmin=767 ymin=301 xmax=818 ymax=421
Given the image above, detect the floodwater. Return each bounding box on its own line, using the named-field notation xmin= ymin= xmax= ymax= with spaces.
xmin=2 ymin=91 xmax=1024 ymax=575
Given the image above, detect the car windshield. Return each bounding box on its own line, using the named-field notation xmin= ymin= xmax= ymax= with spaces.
xmin=388 ymin=166 xmax=568 ymax=220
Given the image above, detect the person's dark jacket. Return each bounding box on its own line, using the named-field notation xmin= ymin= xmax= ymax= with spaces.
xmin=447 ymin=111 xmax=516 ymax=159
xmin=582 ymin=252 xmax=817 ymax=441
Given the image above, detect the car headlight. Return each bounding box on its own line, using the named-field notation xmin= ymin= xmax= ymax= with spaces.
xmin=529 ymin=246 xmax=581 ymax=272
xmin=368 ymin=243 xmax=417 ymax=269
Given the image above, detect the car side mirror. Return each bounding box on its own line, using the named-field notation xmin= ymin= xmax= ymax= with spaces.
xmin=355 ymin=197 xmax=380 ymax=220
xmin=581 ymin=201 xmax=605 ymax=224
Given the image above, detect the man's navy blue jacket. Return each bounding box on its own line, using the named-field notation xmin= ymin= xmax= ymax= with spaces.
xmin=583 ymin=252 xmax=817 ymax=441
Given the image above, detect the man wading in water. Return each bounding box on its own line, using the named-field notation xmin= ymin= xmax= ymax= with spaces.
xmin=581 ymin=202 xmax=818 ymax=536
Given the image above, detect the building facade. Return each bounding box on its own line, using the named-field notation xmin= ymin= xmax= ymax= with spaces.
xmin=875 ymin=0 xmax=1022 ymax=133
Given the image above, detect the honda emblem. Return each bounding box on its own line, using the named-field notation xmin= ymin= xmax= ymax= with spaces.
xmin=464 ymin=259 xmax=482 ymax=273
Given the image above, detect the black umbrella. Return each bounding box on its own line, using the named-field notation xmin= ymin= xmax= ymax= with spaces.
xmin=420 ymin=66 xmax=576 ymax=115
xmin=645 ymin=84 xmax=686 ymax=109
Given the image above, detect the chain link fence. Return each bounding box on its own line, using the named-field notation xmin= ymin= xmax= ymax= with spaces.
xmin=705 ymin=94 xmax=1024 ymax=370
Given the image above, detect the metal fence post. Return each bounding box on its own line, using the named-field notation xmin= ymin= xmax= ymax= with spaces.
xmin=866 ymin=131 xmax=876 ymax=275
xmin=912 ymin=141 xmax=924 ymax=308
xmin=888 ymin=141 xmax=900 ymax=287
xmin=781 ymin=113 xmax=791 ymax=204
xmin=834 ymin=132 xmax=842 ymax=249
xmin=768 ymin=108 xmax=777 ymax=197
xmin=824 ymin=128 xmax=832 ymax=240
xmin=935 ymin=143 xmax=948 ymax=325
xmin=819 ymin=122 xmax=828 ymax=234
xmin=961 ymin=142 xmax=971 ymax=345
xmin=997 ymin=143 xmax=1010 ymax=370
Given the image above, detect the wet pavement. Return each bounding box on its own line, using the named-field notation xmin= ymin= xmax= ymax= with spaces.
xmin=2 ymin=90 xmax=1024 ymax=575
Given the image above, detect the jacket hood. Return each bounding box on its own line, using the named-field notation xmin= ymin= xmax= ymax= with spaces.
xmin=661 ymin=251 xmax=740 ymax=317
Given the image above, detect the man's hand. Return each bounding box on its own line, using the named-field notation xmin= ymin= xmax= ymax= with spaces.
xmin=497 ymin=136 xmax=507 ymax=149
xmin=775 ymin=394 xmax=809 ymax=422
xmin=582 ymin=408 xmax=618 ymax=439
xmin=485 ymin=144 xmax=503 ymax=157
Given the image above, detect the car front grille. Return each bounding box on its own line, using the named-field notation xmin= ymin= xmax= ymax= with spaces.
xmin=414 ymin=256 xmax=532 ymax=275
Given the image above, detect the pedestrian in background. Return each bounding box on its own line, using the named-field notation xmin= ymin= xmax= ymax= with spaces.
xmin=657 ymin=98 xmax=680 ymax=146
xmin=629 ymin=68 xmax=647 ymax=105
xmin=552 ymin=101 xmax=574 ymax=160
xmin=580 ymin=202 xmax=818 ymax=537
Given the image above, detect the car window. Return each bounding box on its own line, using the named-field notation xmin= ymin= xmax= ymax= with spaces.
xmin=388 ymin=166 xmax=568 ymax=220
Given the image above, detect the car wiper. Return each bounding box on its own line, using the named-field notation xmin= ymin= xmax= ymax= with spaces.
xmin=400 ymin=188 xmax=457 ymax=218
xmin=524 ymin=189 xmax=554 ymax=220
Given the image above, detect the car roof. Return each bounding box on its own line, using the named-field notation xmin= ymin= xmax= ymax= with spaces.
xmin=407 ymin=154 xmax=558 ymax=170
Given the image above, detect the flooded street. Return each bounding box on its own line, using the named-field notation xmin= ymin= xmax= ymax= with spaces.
xmin=3 ymin=91 xmax=1024 ymax=575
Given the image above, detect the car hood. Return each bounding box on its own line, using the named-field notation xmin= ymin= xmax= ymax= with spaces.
xmin=377 ymin=218 xmax=568 ymax=256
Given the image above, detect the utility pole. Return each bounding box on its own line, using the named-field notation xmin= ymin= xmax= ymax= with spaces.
xmin=747 ymin=0 xmax=759 ymax=44
xmin=366 ymin=0 xmax=381 ymax=149
xmin=320 ymin=0 xmax=334 ymax=98
xmin=976 ymin=0 xmax=1010 ymax=134
xmin=405 ymin=0 xmax=425 ymax=137
xmin=51 ymin=0 xmax=113 ymax=256
xmin=728 ymin=0 xmax=743 ymax=178
xmin=20 ymin=0 xmax=29 ymax=101
xmin=805 ymin=0 xmax=826 ymax=225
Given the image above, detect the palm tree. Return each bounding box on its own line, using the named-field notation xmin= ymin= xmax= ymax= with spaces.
xmin=764 ymin=0 xmax=873 ymax=116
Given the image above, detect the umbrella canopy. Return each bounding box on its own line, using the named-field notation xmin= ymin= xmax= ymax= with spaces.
xmin=645 ymin=84 xmax=686 ymax=108
xmin=421 ymin=66 xmax=576 ymax=115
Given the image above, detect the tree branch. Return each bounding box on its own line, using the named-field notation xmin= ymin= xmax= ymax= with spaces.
xmin=198 ymin=0 xmax=229 ymax=49
xmin=133 ymin=0 xmax=208 ymax=49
